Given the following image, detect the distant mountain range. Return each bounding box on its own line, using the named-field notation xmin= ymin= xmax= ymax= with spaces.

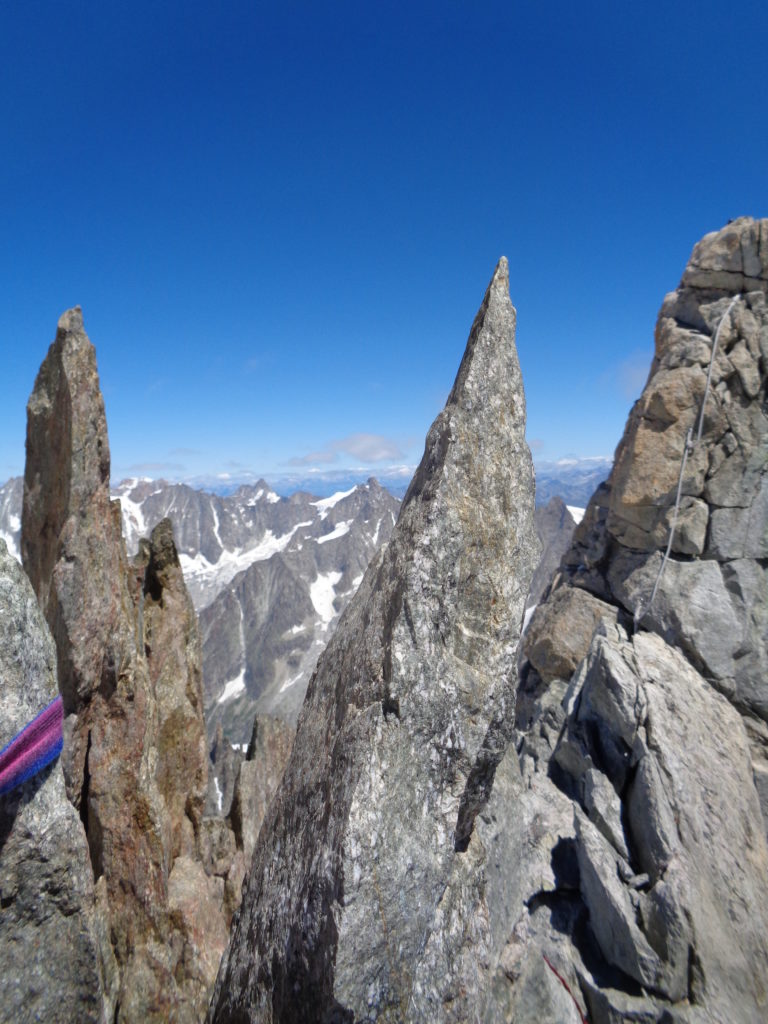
xmin=114 ymin=477 xmax=401 ymax=741
xmin=533 ymin=455 xmax=612 ymax=506
xmin=0 ymin=457 xmax=600 ymax=743
xmin=143 ymin=456 xmax=612 ymax=503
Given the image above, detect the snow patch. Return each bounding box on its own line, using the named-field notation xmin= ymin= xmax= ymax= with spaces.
xmin=217 ymin=669 xmax=246 ymax=704
xmin=312 ymin=486 xmax=356 ymax=520
xmin=213 ymin=775 xmax=223 ymax=813
xmin=179 ymin=522 xmax=307 ymax=598
xmin=316 ymin=520 xmax=352 ymax=545
xmin=266 ymin=491 xmax=280 ymax=503
xmin=310 ymin=570 xmax=343 ymax=627
xmin=371 ymin=517 xmax=383 ymax=546
xmin=279 ymin=672 xmax=304 ymax=693
xmin=0 ymin=530 xmax=20 ymax=562
xmin=522 ymin=604 xmax=537 ymax=633
xmin=118 ymin=492 xmax=147 ymax=551
xmin=211 ymin=504 xmax=223 ymax=547
xmin=567 ymin=505 xmax=586 ymax=525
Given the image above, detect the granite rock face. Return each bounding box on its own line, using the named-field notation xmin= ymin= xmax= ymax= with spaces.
xmin=527 ymin=496 xmax=577 ymax=610
xmin=509 ymin=218 xmax=768 ymax=1021
xmin=200 ymin=714 xmax=295 ymax=922
xmin=555 ymin=217 xmax=768 ymax=801
xmin=498 ymin=625 xmax=768 ymax=1024
xmin=0 ymin=540 xmax=110 ymax=1024
xmin=208 ymin=257 xmax=539 ymax=1021
xmin=21 ymin=309 xmax=229 ymax=1023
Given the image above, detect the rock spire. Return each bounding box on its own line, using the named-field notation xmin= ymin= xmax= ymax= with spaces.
xmin=21 ymin=309 xmax=229 ymax=1022
xmin=207 ymin=257 xmax=539 ymax=1020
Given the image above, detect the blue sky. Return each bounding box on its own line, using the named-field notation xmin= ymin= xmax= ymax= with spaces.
xmin=1 ymin=1 xmax=765 ymax=487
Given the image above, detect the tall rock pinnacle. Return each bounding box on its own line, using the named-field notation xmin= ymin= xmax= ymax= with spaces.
xmin=22 ymin=310 xmax=229 ymax=1022
xmin=208 ymin=258 xmax=539 ymax=1021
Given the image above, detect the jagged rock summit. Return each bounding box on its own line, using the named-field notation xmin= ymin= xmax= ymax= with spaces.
xmin=207 ymin=257 xmax=539 ymax=1021
xmin=508 ymin=216 xmax=768 ymax=1022
xmin=21 ymin=309 xmax=231 ymax=1023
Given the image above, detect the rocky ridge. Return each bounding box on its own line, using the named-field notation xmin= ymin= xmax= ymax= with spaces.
xmin=510 ymin=216 xmax=768 ymax=1022
xmin=207 ymin=256 xmax=540 ymax=1020
xmin=20 ymin=309 xmax=232 ymax=1023
xmin=209 ymin=220 xmax=768 ymax=1024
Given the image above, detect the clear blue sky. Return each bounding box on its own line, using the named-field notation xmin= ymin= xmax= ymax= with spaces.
xmin=2 ymin=1 xmax=765 ymax=486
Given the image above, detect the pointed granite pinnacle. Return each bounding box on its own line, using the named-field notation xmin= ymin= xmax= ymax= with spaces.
xmin=56 ymin=304 xmax=84 ymax=334
xmin=208 ymin=259 xmax=539 ymax=1023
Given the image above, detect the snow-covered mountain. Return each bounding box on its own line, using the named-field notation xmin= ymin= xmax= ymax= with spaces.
xmin=110 ymin=477 xmax=401 ymax=740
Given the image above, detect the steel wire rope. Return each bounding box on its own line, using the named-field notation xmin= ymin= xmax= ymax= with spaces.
xmin=633 ymin=294 xmax=741 ymax=631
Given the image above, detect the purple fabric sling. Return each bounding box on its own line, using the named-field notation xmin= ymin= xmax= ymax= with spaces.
xmin=0 ymin=695 xmax=64 ymax=796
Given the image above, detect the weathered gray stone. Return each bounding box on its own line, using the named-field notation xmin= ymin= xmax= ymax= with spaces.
xmin=208 ymin=257 xmax=539 ymax=1022
xmin=729 ymin=338 xmax=762 ymax=397
xmin=582 ymin=767 xmax=629 ymax=860
xmin=708 ymin=474 xmax=768 ymax=559
xmin=667 ymin=495 xmax=708 ymax=555
xmin=575 ymin=809 xmax=663 ymax=991
xmin=547 ymin=628 xmax=768 ymax=1019
xmin=495 ymin=220 xmax=768 ymax=1023
xmin=527 ymin=496 xmax=577 ymax=609
xmin=721 ymin=559 xmax=768 ymax=720
xmin=204 ymin=221 xmax=768 ymax=1024
xmin=229 ymin=714 xmax=294 ymax=866
xmin=615 ymin=557 xmax=744 ymax=680
xmin=681 ymin=216 xmax=768 ymax=291
xmin=525 ymin=585 xmax=619 ymax=684
xmin=0 ymin=540 xmax=111 ymax=1024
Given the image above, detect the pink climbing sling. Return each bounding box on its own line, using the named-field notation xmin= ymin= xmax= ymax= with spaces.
xmin=0 ymin=695 xmax=64 ymax=796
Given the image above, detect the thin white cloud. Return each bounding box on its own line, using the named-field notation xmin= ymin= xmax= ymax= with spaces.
xmin=126 ymin=461 xmax=186 ymax=473
xmin=288 ymin=433 xmax=405 ymax=467
xmin=599 ymin=349 xmax=652 ymax=401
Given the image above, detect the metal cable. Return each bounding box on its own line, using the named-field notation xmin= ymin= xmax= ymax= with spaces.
xmin=633 ymin=294 xmax=741 ymax=632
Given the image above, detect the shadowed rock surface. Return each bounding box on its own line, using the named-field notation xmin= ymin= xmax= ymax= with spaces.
xmin=21 ymin=309 xmax=231 ymax=1023
xmin=528 ymin=496 xmax=578 ymax=609
xmin=0 ymin=540 xmax=112 ymax=1024
xmin=207 ymin=257 xmax=539 ymax=1021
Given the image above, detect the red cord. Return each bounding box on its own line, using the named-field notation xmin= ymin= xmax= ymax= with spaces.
xmin=542 ymin=954 xmax=588 ymax=1024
